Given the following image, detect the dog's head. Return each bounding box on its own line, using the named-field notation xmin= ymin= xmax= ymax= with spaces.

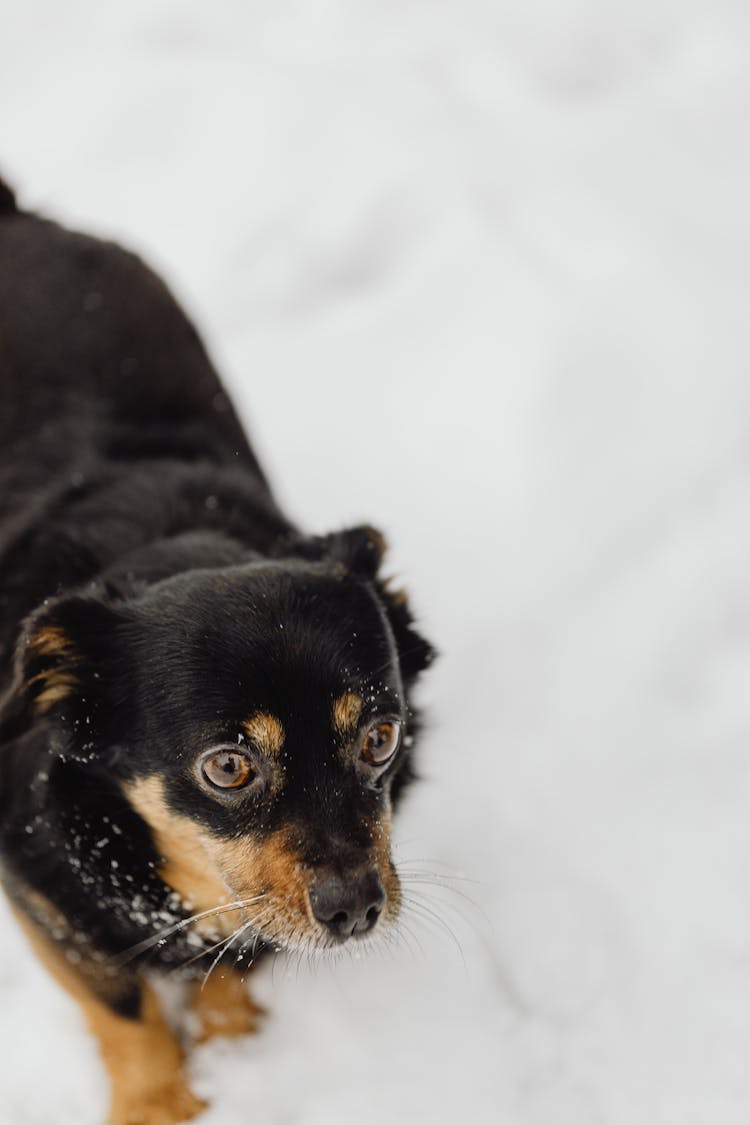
xmin=7 ymin=526 xmax=434 ymax=951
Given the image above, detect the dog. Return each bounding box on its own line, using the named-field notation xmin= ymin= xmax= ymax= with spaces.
xmin=0 ymin=177 xmax=434 ymax=1125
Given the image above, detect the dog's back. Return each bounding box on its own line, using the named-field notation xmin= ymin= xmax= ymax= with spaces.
xmin=0 ymin=179 xmax=289 ymax=662
xmin=0 ymin=178 xmax=249 ymax=460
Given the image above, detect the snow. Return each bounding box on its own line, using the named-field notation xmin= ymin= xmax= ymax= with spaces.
xmin=2 ymin=1 xmax=750 ymax=1121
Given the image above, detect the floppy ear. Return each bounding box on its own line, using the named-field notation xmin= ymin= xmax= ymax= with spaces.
xmin=323 ymin=524 xmax=387 ymax=577
xmin=378 ymin=582 xmax=436 ymax=685
xmin=277 ymin=522 xmax=435 ymax=682
xmin=1 ymin=595 xmax=128 ymax=736
xmin=279 ymin=524 xmax=387 ymax=579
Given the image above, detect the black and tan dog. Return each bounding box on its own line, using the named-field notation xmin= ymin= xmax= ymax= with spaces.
xmin=0 ymin=177 xmax=433 ymax=1124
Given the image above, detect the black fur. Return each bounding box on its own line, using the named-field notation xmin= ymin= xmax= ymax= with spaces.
xmin=0 ymin=179 xmax=434 ymax=991
xmin=0 ymin=178 xmax=15 ymax=214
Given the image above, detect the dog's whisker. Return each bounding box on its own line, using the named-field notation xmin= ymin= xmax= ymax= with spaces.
xmin=200 ymin=916 xmax=261 ymax=991
xmin=398 ymin=902 xmax=454 ymax=956
xmin=399 ymin=877 xmax=489 ymax=936
xmin=387 ymin=925 xmax=408 ymax=960
xmin=232 ymin=919 xmax=268 ymax=975
xmin=398 ymin=882 xmax=482 ymax=922
xmin=399 ymin=894 xmax=467 ymax=966
xmin=113 ymin=894 xmax=269 ymax=965
xmin=398 ymin=876 xmax=482 ymax=914
xmin=172 ymin=915 xmax=263 ymax=975
xmin=244 ymin=922 xmax=268 ymax=970
xmin=237 ymin=920 xmax=272 ymax=984
xmin=397 ymin=865 xmax=480 ymax=887
xmin=172 ymin=930 xmax=240 ymax=976
xmin=396 ymin=915 xmax=427 ymax=959
xmin=174 ymin=904 xmax=275 ymax=977
xmin=377 ymin=925 xmax=404 ymax=963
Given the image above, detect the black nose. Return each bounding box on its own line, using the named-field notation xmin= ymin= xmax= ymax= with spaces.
xmin=309 ymin=871 xmax=386 ymax=939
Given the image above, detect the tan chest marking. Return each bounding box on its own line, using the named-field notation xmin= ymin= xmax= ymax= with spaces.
xmin=123 ymin=776 xmax=237 ymax=938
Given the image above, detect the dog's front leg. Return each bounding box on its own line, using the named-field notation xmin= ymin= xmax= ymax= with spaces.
xmin=84 ymin=982 xmax=207 ymax=1125
xmin=13 ymin=907 xmax=207 ymax=1125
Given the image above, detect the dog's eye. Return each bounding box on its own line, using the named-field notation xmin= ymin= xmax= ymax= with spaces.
xmin=361 ymin=720 xmax=401 ymax=766
xmin=202 ymin=750 xmax=255 ymax=790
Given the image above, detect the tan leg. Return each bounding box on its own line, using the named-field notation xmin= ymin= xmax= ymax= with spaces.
xmin=89 ymin=985 xmax=207 ymax=1125
xmin=13 ymin=906 xmax=207 ymax=1125
xmin=190 ymin=969 xmax=265 ymax=1044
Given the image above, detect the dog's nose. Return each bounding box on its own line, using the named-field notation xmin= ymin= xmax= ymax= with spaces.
xmin=309 ymin=871 xmax=386 ymax=939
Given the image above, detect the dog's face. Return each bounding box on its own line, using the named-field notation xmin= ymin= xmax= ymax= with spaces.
xmin=10 ymin=527 xmax=433 ymax=953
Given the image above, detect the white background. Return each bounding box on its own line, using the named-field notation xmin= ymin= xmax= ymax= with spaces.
xmin=2 ymin=1 xmax=750 ymax=1122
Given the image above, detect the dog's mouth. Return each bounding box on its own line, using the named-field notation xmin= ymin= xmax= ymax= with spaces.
xmin=117 ymin=865 xmax=400 ymax=969
xmin=221 ymin=862 xmax=401 ymax=955
xmin=201 ymin=813 xmax=401 ymax=954
xmin=123 ymin=776 xmax=400 ymax=957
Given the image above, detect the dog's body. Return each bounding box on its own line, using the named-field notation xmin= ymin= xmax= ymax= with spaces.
xmin=0 ymin=180 xmax=432 ymax=1124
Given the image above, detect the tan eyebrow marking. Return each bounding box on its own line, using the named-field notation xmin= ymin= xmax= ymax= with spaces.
xmin=332 ymin=691 xmax=364 ymax=738
xmin=241 ymin=711 xmax=285 ymax=756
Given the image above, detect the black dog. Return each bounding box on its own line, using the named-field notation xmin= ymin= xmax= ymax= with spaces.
xmin=0 ymin=178 xmax=433 ymax=1125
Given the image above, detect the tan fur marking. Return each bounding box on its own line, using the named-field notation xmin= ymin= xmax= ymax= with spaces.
xmin=382 ymin=577 xmax=409 ymax=607
xmin=220 ymin=821 xmax=401 ymax=946
xmin=123 ymin=777 xmax=235 ymax=936
xmin=27 ymin=625 xmax=79 ymax=712
xmin=332 ymin=691 xmax=364 ymax=738
xmin=369 ymin=807 xmax=401 ymax=921
xmin=123 ymin=778 xmax=310 ymax=946
xmin=362 ymin=524 xmax=387 ymax=562
xmin=29 ymin=624 xmax=76 ymax=657
xmin=124 ymin=778 xmax=400 ymax=953
xmin=190 ymin=971 xmax=265 ymax=1044
xmin=11 ymin=905 xmax=205 ymax=1125
xmin=30 ymin=670 xmax=79 ymax=712
xmin=217 ymin=831 xmax=316 ymax=947
xmin=242 ymin=711 xmax=285 ymax=756
xmin=219 ymin=831 xmax=302 ymax=896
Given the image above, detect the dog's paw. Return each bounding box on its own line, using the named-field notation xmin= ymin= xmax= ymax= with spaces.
xmin=108 ymin=1082 xmax=208 ymax=1125
xmin=193 ymin=987 xmax=266 ymax=1043
xmin=190 ymin=971 xmax=266 ymax=1044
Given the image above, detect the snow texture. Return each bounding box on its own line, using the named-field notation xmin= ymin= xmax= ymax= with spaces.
xmin=2 ymin=1 xmax=750 ymax=1122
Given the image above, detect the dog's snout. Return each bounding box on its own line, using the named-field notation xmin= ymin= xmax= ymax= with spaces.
xmin=309 ymin=870 xmax=386 ymax=940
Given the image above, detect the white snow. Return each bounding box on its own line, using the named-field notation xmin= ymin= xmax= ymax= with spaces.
xmin=2 ymin=1 xmax=750 ymax=1122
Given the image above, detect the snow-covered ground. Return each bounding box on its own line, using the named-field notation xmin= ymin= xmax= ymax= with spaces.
xmin=2 ymin=1 xmax=750 ymax=1121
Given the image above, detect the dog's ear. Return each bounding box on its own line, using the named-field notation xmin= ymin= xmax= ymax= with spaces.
xmin=323 ymin=524 xmax=387 ymax=577
xmin=278 ymin=523 xmax=435 ymax=682
xmin=377 ymin=582 xmax=436 ymax=685
xmin=279 ymin=524 xmax=387 ymax=579
xmin=1 ymin=595 xmax=129 ymax=735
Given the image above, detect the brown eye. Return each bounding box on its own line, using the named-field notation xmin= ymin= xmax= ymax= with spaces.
xmin=361 ymin=720 xmax=401 ymax=766
xmin=202 ymin=750 xmax=255 ymax=790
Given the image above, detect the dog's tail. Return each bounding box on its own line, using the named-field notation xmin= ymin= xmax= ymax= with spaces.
xmin=0 ymin=175 xmax=17 ymax=215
